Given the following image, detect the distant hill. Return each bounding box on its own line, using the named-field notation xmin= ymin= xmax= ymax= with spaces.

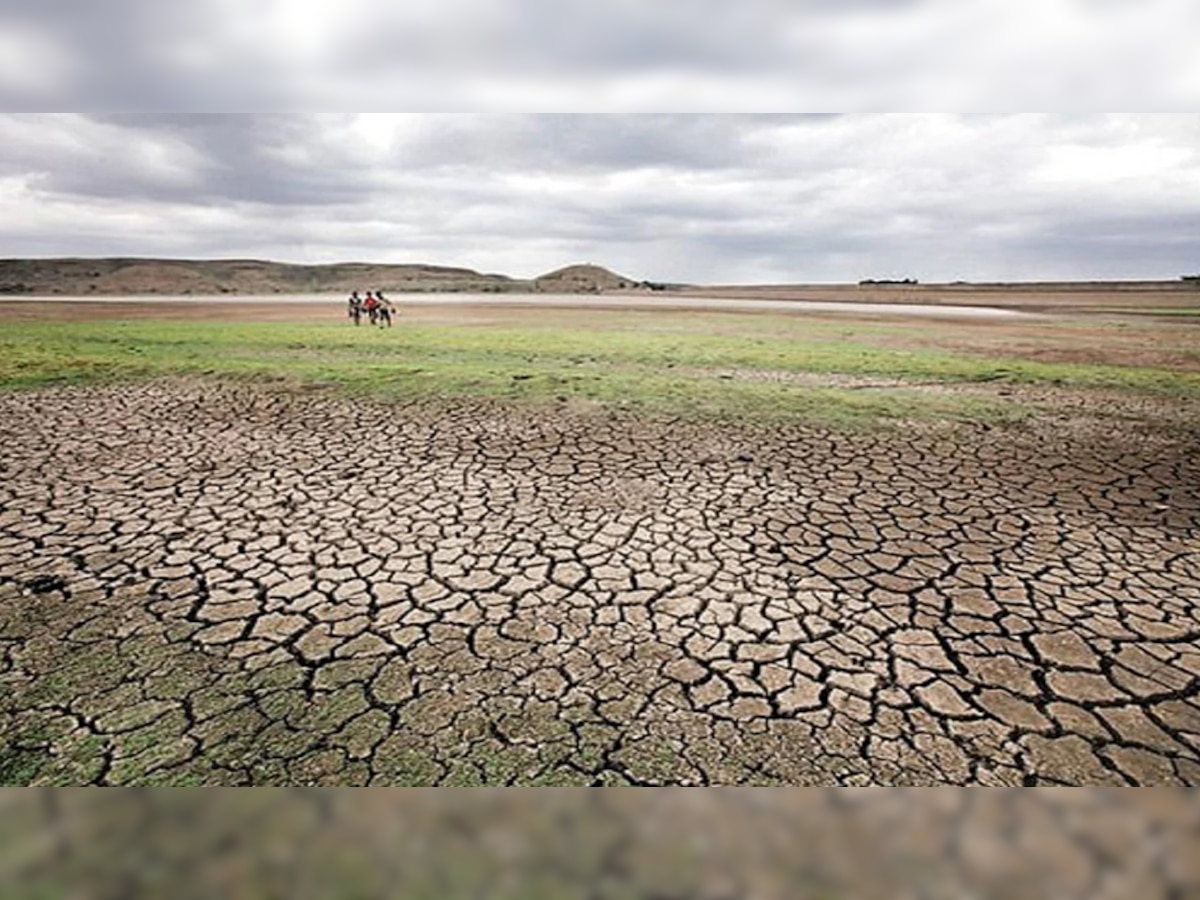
xmin=0 ymin=258 xmax=643 ymax=296
xmin=532 ymin=264 xmax=637 ymax=293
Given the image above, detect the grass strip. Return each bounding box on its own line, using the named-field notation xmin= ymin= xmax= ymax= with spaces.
xmin=1 ymin=319 xmax=1195 ymax=424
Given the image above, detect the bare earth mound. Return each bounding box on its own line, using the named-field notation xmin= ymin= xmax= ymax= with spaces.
xmin=533 ymin=264 xmax=637 ymax=293
xmin=1 ymin=380 xmax=1197 ymax=785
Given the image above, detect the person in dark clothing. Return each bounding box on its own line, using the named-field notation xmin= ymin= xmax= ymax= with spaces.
xmin=347 ymin=290 xmax=362 ymax=326
xmin=376 ymin=290 xmax=393 ymax=327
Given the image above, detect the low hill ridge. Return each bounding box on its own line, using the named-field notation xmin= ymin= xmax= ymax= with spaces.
xmin=0 ymin=258 xmax=641 ymax=296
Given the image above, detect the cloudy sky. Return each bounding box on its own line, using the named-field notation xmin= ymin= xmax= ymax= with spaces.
xmin=2 ymin=1 xmax=1199 ymax=283
xmin=3 ymin=113 xmax=1198 ymax=284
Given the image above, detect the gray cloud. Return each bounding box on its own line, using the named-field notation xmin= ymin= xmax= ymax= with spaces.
xmin=1 ymin=114 xmax=1199 ymax=283
xmin=86 ymin=115 xmax=378 ymax=206
xmin=2 ymin=1 xmax=1199 ymax=111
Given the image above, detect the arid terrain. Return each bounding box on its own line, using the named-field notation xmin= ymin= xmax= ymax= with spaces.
xmin=4 ymin=379 xmax=1200 ymax=787
xmin=3 ymin=256 xmax=1198 ymax=311
xmin=0 ymin=294 xmax=1198 ymax=788
xmin=680 ymin=279 xmax=1200 ymax=313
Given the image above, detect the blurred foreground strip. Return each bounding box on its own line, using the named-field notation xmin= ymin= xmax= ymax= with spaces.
xmin=2 ymin=788 xmax=1198 ymax=898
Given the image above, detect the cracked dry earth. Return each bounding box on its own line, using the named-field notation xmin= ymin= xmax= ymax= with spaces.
xmin=1 ymin=380 xmax=1199 ymax=785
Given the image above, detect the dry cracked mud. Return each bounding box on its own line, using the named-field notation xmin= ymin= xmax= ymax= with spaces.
xmin=1 ymin=380 xmax=1198 ymax=786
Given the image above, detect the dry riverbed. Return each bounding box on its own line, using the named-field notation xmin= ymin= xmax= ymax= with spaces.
xmin=1 ymin=377 xmax=1197 ymax=786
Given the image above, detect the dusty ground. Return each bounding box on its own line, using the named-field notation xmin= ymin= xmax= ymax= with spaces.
xmin=679 ymin=281 xmax=1200 ymax=311
xmin=3 ymin=790 xmax=1200 ymax=898
xmin=1 ymin=377 xmax=1198 ymax=786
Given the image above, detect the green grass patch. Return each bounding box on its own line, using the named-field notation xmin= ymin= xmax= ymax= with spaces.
xmin=1 ymin=318 xmax=1195 ymax=425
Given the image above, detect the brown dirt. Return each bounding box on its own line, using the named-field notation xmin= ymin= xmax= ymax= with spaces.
xmin=895 ymin=320 xmax=1200 ymax=372
xmin=678 ymin=281 xmax=1200 ymax=311
xmin=1 ymin=379 xmax=1197 ymax=787
xmin=0 ymin=299 xmax=349 ymax=323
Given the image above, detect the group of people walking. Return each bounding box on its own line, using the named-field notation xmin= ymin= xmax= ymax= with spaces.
xmin=347 ymin=290 xmax=395 ymax=327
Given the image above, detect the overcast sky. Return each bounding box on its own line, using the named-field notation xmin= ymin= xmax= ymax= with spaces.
xmin=2 ymin=113 xmax=1198 ymax=283
xmin=3 ymin=1 xmax=1200 ymax=282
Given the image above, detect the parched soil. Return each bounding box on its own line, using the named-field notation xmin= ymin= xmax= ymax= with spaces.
xmin=1 ymin=380 xmax=1199 ymax=786
xmin=679 ymin=281 xmax=1200 ymax=311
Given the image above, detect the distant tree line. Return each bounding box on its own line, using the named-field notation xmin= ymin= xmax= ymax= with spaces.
xmin=859 ymin=278 xmax=919 ymax=285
